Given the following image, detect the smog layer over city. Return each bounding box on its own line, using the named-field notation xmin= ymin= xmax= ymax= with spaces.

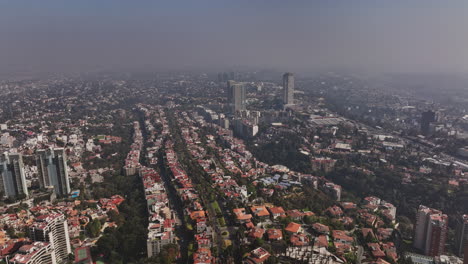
xmin=0 ymin=1 xmax=467 ymax=264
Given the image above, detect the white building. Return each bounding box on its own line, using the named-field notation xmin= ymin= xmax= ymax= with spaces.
xmin=29 ymin=214 xmax=71 ymax=264
xmin=10 ymin=241 xmax=57 ymax=264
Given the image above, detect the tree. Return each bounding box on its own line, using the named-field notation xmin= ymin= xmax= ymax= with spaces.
xmin=6 ymin=226 xmax=16 ymax=238
xmin=399 ymin=256 xmax=414 ymax=264
xmin=96 ymin=233 xmax=118 ymax=258
xmin=265 ymin=256 xmax=279 ymax=264
xmin=280 ymin=216 xmax=293 ymax=226
xmin=237 ymin=225 xmax=246 ymax=239
xmin=107 ymin=210 xmax=124 ymax=226
xmin=304 ymin=215 xmax=318 ymax=225
xmin=344 ymin=252 xmax=357 ymax=263
xmin=159 ymin=244 xmax=178 ymax=264
xmin=365 ymin=232 xmax=377 ymax=243
xmin=253 ymin=238 xmax=265 ymax=248
xmin=86 ymin=219 xmax=102 ymax=238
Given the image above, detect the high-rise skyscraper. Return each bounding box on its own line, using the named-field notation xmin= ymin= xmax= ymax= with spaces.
xmin=29 ymin=213 xmax=71 ymax=264
xmin=456 ymin=215 xmax=468 ymax=257
xmin=0 ymin=153 xmax=28 ymax=198
xmin=282 ymin=72 xmax=294 ymax=105
xmin=36 ymin=148 xmax=70 ymax=196
xmin=413 ymin=205 xmax=448 ymax=257
xmin=227 ymin=80 xmax=246 ymax=113
xmin=421 ymin=110 xmax=436 ymax=136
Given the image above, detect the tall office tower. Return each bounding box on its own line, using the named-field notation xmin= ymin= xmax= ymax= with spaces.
xmin=227 ymin=81 xmax=246 ymax=113
xmin=283 ymin=72 xmax=294 ymax=105
xmin=413 ymin=205 xmax=448 ymax=256
xmin=456 ymin=215 xmax=468 ymax=257
xmin=36 ymin=148 xmax=70 ymax=196
xmin=0 ymin=153 xmax=28 ymax=198
xmin=230 ymin=71 xmax=236 ymax=80
xmin=222 ymin=72 xmax=229 ymax=82
xmin=421 ymin=110 xmax=436 ymax=136
xmin=217 ymin=72 xmax=224 ymax=82
xmin=29 ymin=214 xmax=71 ymax=264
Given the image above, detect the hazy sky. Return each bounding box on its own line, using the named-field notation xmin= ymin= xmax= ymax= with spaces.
xmin=1 ymin=0 xmax=468 ymax=74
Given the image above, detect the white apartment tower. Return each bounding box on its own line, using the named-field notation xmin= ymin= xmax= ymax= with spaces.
xmin=227 ymin=80 xmax=246 ymax=113
xmin=10 ymin=242 xmax=57 ymax=264
xmin=29 ymin=214 xmax=71 ymax=264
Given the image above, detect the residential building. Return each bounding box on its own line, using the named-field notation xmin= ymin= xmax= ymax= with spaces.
xmin=285 ymin=222 xmax=302 ymax=234
xmin=29 ymin=213 xmax=72 ymax=264
xmin=426 ymin=213 xmax=449 ymax=257
xmin=0 ymin=153 xmax=28 ymax=198
xmin=193 ymin=248 xmax=213 ymax=264
xmin=322 ymin=182 xmax=342 ymax=201
xmin=10 ymin=242 xmax=56 ymax=264
xmin=414 ymin=205 xmax=448 ymax=256
xmin=227 ymin=81 xmax=246 ymax=113
xmin=233 ymin=208 xmax=252 ymax=224
xmin=147 ymin=230 xmax=175 ymax=257
xmin=290 ymin=234 xmax=310 ymax=247
xmin=421 ymin=111 xmax=436 ymax=136
xmin=455 ymin=215 xmax=468 ymax=257
xmin=244 ymin=247 xmax=270 ymax=264
xmin=311 ymin=157 xmax=336 ymax=173
xmin=36 ymin=148 xmax=71 ymax=196
xmin=282 ymin=72 xmax=294 ymax=105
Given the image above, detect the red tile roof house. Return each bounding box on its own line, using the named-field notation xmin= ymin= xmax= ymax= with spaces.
xmin=285 ymin=222 xmax=302 ymax=234
xmin=332 ymin=230 xmax=354 ymax=245
xmin=341 ymin=202 xmax=357 ymax=211
xmin=245 ymin=222 xmax=255 ymax=230
xmin=250 ymin=205 xmax=270 ymax=219
xmin=368 ymin=243 xmax=386 ymax=259
xmin=332 ymin=230 xmax=354 ymax=253
xmin=249 ymin=227 xmax=266 ymax=240
xmin=340 ymin=216 xmax=354 ymax=227
xmin=190 ymin=210 xmax=206 ymax=221
xmin=382 ymin=242 xmax=398 ymax=262
xmin=233 ymin=208 xmax=253 ymax=224
xmin=195 ymin=233 xmax=212 ymax=249
xmin=302 ymin=211 xmax=315 ymax=218
xmin=193 ymin=248 xmax=214 ymax=264
xmin=335 ymin=243 xmax=352 ymax=254
xmin=376 ymin=228 xmax=393 ymax=241
xmin=314 ymin=235 xmax=329 ymax=248
xmin=267 ymin=229 xmax=283 ymax=241
xmin=267 ymin=206 xmax=286 ymax=219
xmin=361 ymin=228 xmax=376 ymax=240
xmin=312 ymin=223 xmax=330 ymax=235
xmin=286 ymin=210 xmax=304 ymax=221
xmin=326 ymin=205 xmax=344 ymax=218
xmin=244 ymin=247 xmax=271 ymax=264
xmin=290 ymin=234 xmax=310 ymax=247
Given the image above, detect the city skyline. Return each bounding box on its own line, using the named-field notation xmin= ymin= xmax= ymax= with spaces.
xmin=0 ymin=1 xmax=467 ymax=264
